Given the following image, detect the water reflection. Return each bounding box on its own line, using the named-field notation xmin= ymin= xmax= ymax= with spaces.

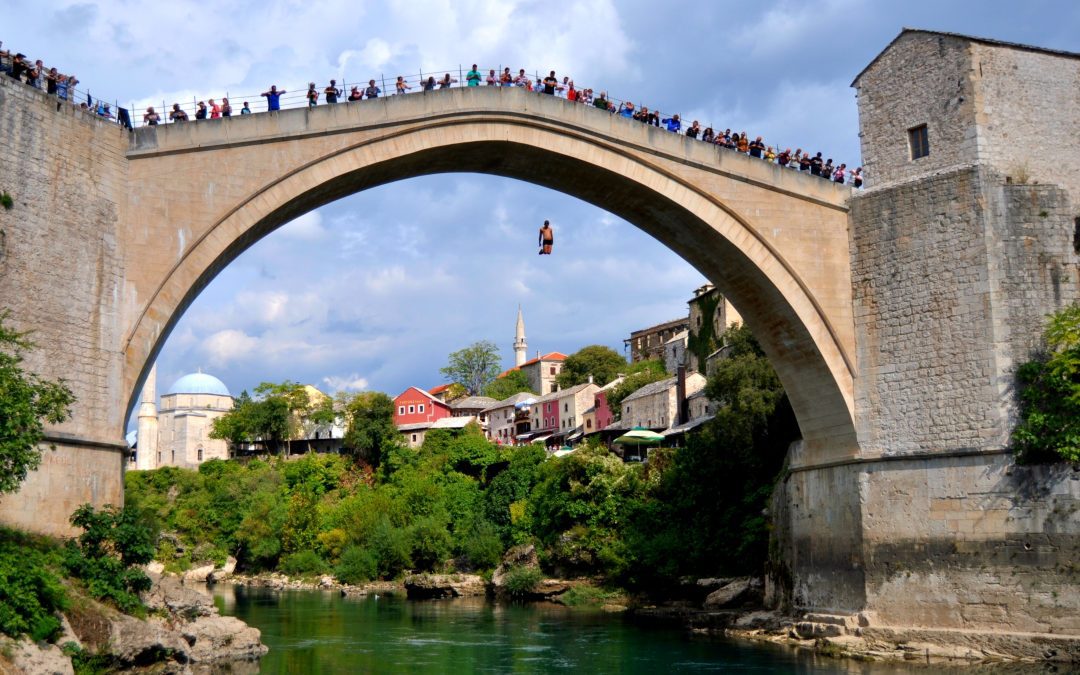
xmin=211 ymin=585 xmax=1061 ymax=674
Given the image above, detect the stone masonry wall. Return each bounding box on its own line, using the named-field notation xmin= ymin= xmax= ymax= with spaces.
xmin=860 ymin=454 xmax=1079 ymax=634
xmin=850 ymin=166 xmax=1004 ymax=454
xmin=841 ymin=160 xmax=1080 ymax=636
xmin=0 ymin=76 xmax=129 ymax=534
xmin=855 ymin=32 xmax=979 ymax=189
xmin=856 ymin=31 xmax=1080 ymax=206
xmin=972 ymin=42 xmax=1080 ymax=206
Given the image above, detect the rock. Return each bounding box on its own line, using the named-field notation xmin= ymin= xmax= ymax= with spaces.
xmin=318 ymin=575 xmax=336 ymax=588
xmin=182 ymin=563 xmax=216 ymax=584
xmin=734 ymin=610 xmax=782 ymax=630
xmin=144 ymin=573 xmax=215 ymax=620
xmin=2 ymin=637 xmax=74 ymax=675
xmin=57 ymin=614 xmax=83 ymax=651
xmin=145 ymin=560 xmax=165 ymax=575
xmin=208 ymin=556 xmax=237 ymax=582
xmin=533 ymin=579 xmax=572 ymax=597
xmin=182 ymin=615 xmax=268 ymax=663
xmin=695 ymin=577 xmax=735 ymax=591
xmin=794 ymin=621 xmax=843 ymax=638
xmin=404 ymin=574 xmax=487 ymax=599
xmin=110 ymin=614 xmax=191 ymax=667
xmin=492 ymin=544 xmax=540 ymax=590
xmin=703 ymin=577 xmax=752 ymax=608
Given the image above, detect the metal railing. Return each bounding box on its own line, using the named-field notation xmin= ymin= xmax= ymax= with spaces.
xmin=1 ymin=49 xmax=861 ymax=182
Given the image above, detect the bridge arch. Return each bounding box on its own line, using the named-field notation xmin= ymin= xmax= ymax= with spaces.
xmin=123 ymin=89 xmax=857 ymax=463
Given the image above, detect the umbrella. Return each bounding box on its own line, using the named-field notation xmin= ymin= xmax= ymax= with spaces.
xmin=613 ymin=427 xmax=664 ymax=445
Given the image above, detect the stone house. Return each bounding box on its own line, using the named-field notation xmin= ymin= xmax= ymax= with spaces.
xmin=620 ymin=372 xmax=706 ymax=430
xmin=624 ymin=318 xmax=689 ymax=363
xmin=482 ymin=392 xmax=535 ymax=444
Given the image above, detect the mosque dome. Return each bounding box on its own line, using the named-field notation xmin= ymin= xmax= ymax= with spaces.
xmin=166 ymin=372 xmax=231 ymax=397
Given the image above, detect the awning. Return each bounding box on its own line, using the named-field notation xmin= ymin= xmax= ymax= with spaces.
xmin=661 ymin=415 xmax=715 ymax=437
xmin=567 ymin=427 xmax=584 ymax=441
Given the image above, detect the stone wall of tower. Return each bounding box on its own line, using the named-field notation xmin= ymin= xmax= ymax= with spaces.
xmin=855 ymin=31 xmax=1080 ymax=203
xmin=0 ymin=76 xmax=129 ymax=535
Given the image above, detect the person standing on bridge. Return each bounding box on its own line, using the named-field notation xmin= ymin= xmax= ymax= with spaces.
xmin=365 ymin=79 xmax=381 ymax=98
xmin=306 ymin=83 xmax=319 ymax=107
xmin=538 ymin=221 xmax=554 ymax=255
xmin=261 ymin=85 xmax=285 ymax=111
xmin=543 ymin=71 xmax=558 ymax=95
xmin=466 ymin=65 xmax=482 ymax=86
xmin=324 ymin=80 xmax=341 ymax=103
xmin=395 ymin=76 xmax=411 ymax=95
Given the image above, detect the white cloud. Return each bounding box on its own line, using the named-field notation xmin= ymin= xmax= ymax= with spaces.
xmin=202 ymin=329 xmax=260 ymax=367
xmin=322 ymin=373 xmax=370 ymax=392
xmin=277 ymin=212 xmax=328 ymax=241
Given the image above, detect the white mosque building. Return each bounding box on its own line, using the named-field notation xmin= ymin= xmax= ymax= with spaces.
xmin=132 ymin=365 xmax=234 ymax=470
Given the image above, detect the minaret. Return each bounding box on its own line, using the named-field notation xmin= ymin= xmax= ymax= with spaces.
xmin=514 ymin=306 xmax=527 ymax=367
xmin=136 ymin=364 xmax=159 ymax=470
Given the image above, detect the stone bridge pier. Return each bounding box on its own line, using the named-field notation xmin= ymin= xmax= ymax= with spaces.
xmin=0 ymin=28 xmax=1077 ymax=656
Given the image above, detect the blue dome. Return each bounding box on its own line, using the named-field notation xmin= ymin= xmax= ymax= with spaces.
xmin=167 ymin=372 xmax=231 ymax=396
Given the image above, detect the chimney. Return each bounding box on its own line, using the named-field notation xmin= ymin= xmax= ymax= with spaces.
xmin=588 ymin=374 xmax=593 ymax=384
xmin=675 ymin=364 xmax=687 ymax=426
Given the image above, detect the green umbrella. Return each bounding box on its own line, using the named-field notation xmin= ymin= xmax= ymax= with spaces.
xmin=614 ymin=427 xmax=664 ymax=445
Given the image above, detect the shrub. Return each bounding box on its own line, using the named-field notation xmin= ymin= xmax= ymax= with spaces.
xmin=502 ymin=565 xmax=542 ymax=597
xmin=408 ymin=515 xmax=452 ymax=571
xmin=279 ymin=550 xmax=326 ymax=577
xmin=64 ymin=504 xmax=154 ymax=615
xmin=0 ymin=540 xmax=67 ymax=641
xmin=461 ymin=520 xmax=504 ymax=570
xmin=335 ymin=546 xmax=378 ymax=585
xmin=559 ymin=585 xmax=623 ymax=608
xmin=1014 ymin=303 xmax=1080 ymax=463
xmin=367 ymin=516 xmax=412 ymax=579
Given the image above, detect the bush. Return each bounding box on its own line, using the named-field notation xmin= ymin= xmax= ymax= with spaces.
xmin=1013 ymin=303 xmax=1080 ymax=463
xmin=279 ymin=550 xmax=326 ymax=577
xmin=559 ymin=584 xmax=623 ymax=608
xmin=0 ymin=539 xmax=67 ymax=641
xmin=461 ymin=521 xmax=504 ymax=570
xmin=502 ymin=565 xmax=542 ymax=597
xmin=408 ymin=515 xmax=452 ymax=571
xmin=63 ymin=504 xmax=154 ymax=614
xmin=335 ymin=546 xmax=378 ymax=585
xmin=368 ymin=516 xmax=412 ymax=579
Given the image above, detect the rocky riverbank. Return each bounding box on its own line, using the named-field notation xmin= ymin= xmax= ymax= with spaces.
xmin=0 ymin=571 xmax=266 ymax=674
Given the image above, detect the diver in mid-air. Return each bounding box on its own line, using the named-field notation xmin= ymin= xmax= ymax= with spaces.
xmin=538 ymin=220 xmax=553 ymax=255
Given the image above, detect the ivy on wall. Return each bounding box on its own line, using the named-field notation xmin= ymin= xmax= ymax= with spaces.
xmin=687 ymin=291 xmax=721 ymax=371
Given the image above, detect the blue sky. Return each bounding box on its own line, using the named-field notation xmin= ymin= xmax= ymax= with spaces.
xmin=12 ymin=0 xmax=1080 ymax=415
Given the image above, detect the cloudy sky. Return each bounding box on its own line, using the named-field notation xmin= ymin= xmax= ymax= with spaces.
xmin=12 ymin=0 xmax=1080 ymax=418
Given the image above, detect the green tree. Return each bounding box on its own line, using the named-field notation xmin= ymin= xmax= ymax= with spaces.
xmin=254 ymin=381 xmax=311 ymax=455
xmin=484 ymin=369 xmax=535 ymax=399
xmin=1013 ymin=302 xmax=1080 ymax=462
xmin=556 ymin=345 xmax=627 ymax=388
xmin=605 ymin=360 xmax=667 ymax=420
xmin=440 ymin=340 xmax=502 ymax=395
xmin=210 ymin=390 xmax=255 ymax=448
xmin=64 ymin=504 xmax=156 ymax=614
xmin=342 ymin=391 xmax=399 ymax=467
xmin=0 ymin=311 xmax=76 ymax=494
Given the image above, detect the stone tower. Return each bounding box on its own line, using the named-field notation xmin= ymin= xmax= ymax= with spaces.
xmin=514 ymin=306 xmax=527 ymax=367
xmin=135 ymin=364 xmax=159 ymax=471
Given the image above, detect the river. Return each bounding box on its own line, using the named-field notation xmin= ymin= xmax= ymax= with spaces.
xmin=211 ymin=586 xmax=1051 ymax=674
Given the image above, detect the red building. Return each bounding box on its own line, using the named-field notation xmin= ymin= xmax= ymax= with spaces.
xmin=594 ymin=389 xmax=616 ymax=430
xmin=393 ymin=386 xmax=452 ymax=427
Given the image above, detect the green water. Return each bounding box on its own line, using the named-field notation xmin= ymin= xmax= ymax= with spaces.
xmin=211 ymin=586 xmax=1048 ymax=674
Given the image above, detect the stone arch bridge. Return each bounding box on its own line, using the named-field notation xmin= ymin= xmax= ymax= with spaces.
xmin=1 ymin=74 xmax=1076 ymax=647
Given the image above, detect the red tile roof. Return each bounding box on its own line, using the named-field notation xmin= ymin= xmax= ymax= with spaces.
xmin=496 ymin=352 xmax=568 ymax=379
xmin=428 ymin=384 xmax=451 ymax=395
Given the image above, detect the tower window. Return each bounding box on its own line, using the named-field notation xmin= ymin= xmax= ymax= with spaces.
xmin=908 ymin=124 xmax=929 ymax=160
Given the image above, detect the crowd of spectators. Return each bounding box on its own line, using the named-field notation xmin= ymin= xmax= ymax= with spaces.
xmin=0 ymin=42 xmax=128 ymax=122
xmin=0 ymin=47 xmax=861 ymax=186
